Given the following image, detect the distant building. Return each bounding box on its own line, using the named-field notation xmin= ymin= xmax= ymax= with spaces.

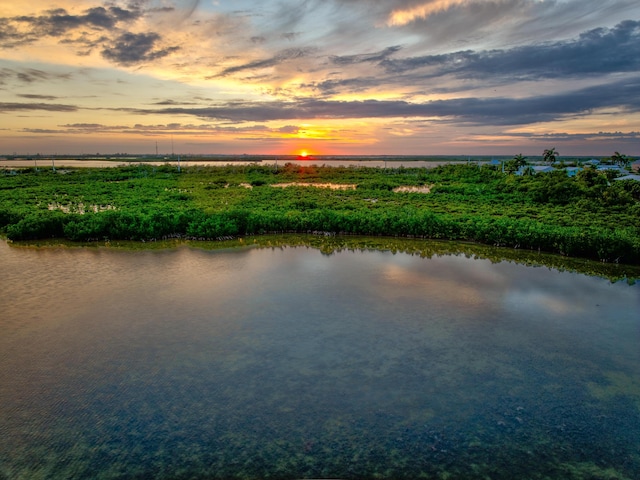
xmin=597 ymin=165 xmax=625 ymax=172
xmin=515 ymin=165 xmax=554 ymax=175
xmin=613 ymin=174 xmax=640 ymax=182
xmin=531 ymin=166 xmax=555 ymax=174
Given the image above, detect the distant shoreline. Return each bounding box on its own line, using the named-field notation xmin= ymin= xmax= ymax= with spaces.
xmin=1 ymin=158 xmax=473 ymax=169
xmin=0 ymin=154 xmax=607 ymax=170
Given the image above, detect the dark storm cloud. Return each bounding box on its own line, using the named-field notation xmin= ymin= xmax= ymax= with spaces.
xmin=381 ymin=20 xmax=640 ymax=80
xmin=101 ymin=32 xmax=180 ymax=66
xmin=127 ymin=76 xmax=640 ymax=125
xmin=213 ymin=47 xmax=317 ymax=77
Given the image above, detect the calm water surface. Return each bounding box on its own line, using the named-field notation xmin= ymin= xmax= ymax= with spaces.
xmin=0 ymin=240 xmax=638 ymax=479
xmin=0 ymin=159 xmax=464 ymax=169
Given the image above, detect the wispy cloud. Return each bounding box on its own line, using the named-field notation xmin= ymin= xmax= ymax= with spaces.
xmin=0 ymin=102 xmax=77 ymax=112
xmin=330 ymin=46 xmax=403 ymax=66
xmin=387 ymin=0 xmax=470 ymax=27
xmin=17 ymin=93 xmax=58 ymax=100
xmin=381 ymin=20 xmax=640 ymax=80
xmin=212 ymin=47 xmax=318 ymax=78
xmin=0 ymin=67 xmax=73 ymax=84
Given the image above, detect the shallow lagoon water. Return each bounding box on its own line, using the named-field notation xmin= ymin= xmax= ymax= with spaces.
xmin=0 ymin=239 xmax=639 ymax=479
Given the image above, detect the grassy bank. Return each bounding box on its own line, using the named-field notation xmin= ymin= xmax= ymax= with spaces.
xmin=1 ymin=163 xmax=639 ymax=264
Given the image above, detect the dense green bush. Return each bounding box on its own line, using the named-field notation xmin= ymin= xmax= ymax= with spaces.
xmin=7 ymin=211 xmax=68 ymax=240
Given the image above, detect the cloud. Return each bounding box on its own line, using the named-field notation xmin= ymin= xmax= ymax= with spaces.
xmin=0 ymin=67 xmax=74 ymax=86
xmin=378 ymin=0 xmax=640 ymax=49
xmin=420 ymin=78 xmax=640 ymax=125
xmin=381 ymin=20 xmax=640 ymax=81
xmin=152 ymin=99 xmax=201 ymax=106
xmin=101 ymin=32 xmax=180 ymax=66
xmin=505 ymin=131 xmax=640 ymax=142
xmin=124 ymin=76 xmax=640 ymax=126
xmin=0 ymin=102 xmax=77 ymax=112
xmin=0 ymin=4 xmax=182 ymax=67
xmin=17 ymin=93 xmax=58 ymax=100
xmin=0 ymin=18 xmax=29 ymax=47
xmin=19 ymin=122 xmax=288 ymax=138
xmin=330 ymin=46 xmax=402 ymax=66
xmin=21 ymin=128 xmax=65 ymax=134
xmin=213 ymin=47 xmax=317 ymax=77
xmin=302 ymin=76 xmax=388 ymax=96
xmin=278 ymin=125 xmax=300 ymax=134
xmin=387 ymin=0 xmax=470 ymax=26
xmin=9 ymin=5 xmax=141 ymax=40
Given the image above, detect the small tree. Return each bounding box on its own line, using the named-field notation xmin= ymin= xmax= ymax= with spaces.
xmin=543 ymin=148 xmax=558 ymax=164
xmin=521 ymin=165 xmax=535 ymax=176
xmin=503 ymin=160 xmax=519 ymax=174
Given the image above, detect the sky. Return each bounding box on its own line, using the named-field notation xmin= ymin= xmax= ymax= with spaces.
xmin=1 ymin=0 xmax=639 ymax=157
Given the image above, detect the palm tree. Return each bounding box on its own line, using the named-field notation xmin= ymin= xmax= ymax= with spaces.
xmin=543 ymin=148 xmax=558 ymax=164
xmin=513 ymin=153 xmax=528 ymax=168
xmin=611 ymin=151 xmax=628 ymax=168
xmin=503 ymin=153 xmax=528 ymax=175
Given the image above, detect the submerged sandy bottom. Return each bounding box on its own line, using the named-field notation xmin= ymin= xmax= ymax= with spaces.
xmin=1 ymin=240 xmax=638 ymax=479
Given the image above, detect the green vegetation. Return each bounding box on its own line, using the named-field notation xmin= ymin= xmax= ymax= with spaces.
xmin=543 ymin=147 xmax=559 ymax=164
xmin=2 ymin=162 xmax=639 ymax=264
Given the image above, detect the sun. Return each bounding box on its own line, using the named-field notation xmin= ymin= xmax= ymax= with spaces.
xmin=297 ymin=149 xmax=312 ymax=159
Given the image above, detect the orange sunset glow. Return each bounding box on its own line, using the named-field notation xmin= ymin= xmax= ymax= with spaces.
xmin=0 ymin=1 xmax=639 ymax=156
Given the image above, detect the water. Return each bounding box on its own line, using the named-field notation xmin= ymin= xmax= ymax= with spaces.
xmin=1 ymin=159 xmax=465 ymax=169
xmin=0 ymin=239 xmax=638 ymax=479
